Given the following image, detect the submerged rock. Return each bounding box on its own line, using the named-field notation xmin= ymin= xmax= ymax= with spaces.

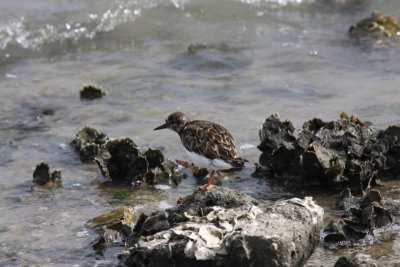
xmin=323 ymin=190 xmax=393 ymax=244
xmin=255 ymin=112 xmax=400 ymax=192
xmin=71 ymin=126 xmax=108 ymax=162
xmin=187 ymin=43 xmax=242 ymax=54
xmin=120 ymin=187 xmax=323 ymax=267
xmin=334 ymin=252 xmax=379 ymax=267
xmin=32 ymin=162 xmax=61 ymax=187
xmin=87 ymin=206 xmax=134 ymax=254
xmin=170 ymin=42 xmax=251 ymax=74
xmin=336 ymin=188 xmax=355 ymax=210
xmin=80 ymin=84 xmax=106 ymax=100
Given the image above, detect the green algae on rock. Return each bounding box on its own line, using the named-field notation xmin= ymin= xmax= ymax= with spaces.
xmin=32 ymin=162 xmax=61 ymax=187
xmin=80 ymin=84 xmax=106 ymax=100
xmin=86 ymin=206 xmax=133 ymax=231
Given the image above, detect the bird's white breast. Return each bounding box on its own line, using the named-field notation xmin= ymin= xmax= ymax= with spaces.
xmin=184 ymin=148 xmax=232 ymax=171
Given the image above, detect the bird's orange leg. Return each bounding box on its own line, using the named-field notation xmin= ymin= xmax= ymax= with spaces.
xmin=176 ymin=159 xmax=200 ymax=175
xmin=197 ymin=170 xmax=216 ymax=192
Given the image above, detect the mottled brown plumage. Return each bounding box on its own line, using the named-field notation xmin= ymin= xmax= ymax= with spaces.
xmin=154 ymin=112 xmax=246 ymax=168
xmin=179 ymin=120 xmax=244 ymax=168
xmin=154 ymin=112 xmax=246 ymax=191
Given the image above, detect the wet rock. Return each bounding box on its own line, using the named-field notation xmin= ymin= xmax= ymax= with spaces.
xmin=133 ymin=211 xmax=170 ymax=237
xmin=167 ymin=186 xmax=259 ymax=225
xmin=120 ymin=187 xmax=324 ymax=267
xmin=86 ymin=206 xmax=133 ymax=231
xmin=71 ymin=126 xmax=108 ymax=162
xmin=80 ymin=84 xmax=106 ymax=100
xmin=72 ymin=126 xmax=180 ymax=185
xmin=95 ymin=138 xmax=148 ymax=183
xmin=87 ymin=206 xmax=133 ymax=255
xmin=129 ymin=187 xmax=258 ymax=239
xmin=360 ymin=190 xmax=382 ymax=209
xmin=323 ymin=190 xmax=393 ymax=245
xmin=32 ymin=162 xmax=61 ymax=186
xmin=143 ymin=148 xmax=164 ymax=170
xmin=255 ymin=112 xmax=400 ymax=192
xmin=334 ymin=253 xmax=378 ymax=267
xmin=349 ymin=12 xmax=400 ymax=39
xmin=336 ymin=188 xmax=356 ymax=210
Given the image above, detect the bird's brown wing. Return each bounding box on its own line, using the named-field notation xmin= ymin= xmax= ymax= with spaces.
xmin=180 ymin=120 xmax=238 ymax=161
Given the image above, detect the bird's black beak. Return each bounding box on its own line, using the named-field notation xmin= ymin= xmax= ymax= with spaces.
xmin=154 ymin=122 xmax=168 ymax=131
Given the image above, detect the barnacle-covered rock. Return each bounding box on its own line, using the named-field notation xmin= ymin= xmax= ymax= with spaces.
xmin=120 ymin=187 xmax=323 ymax=267
xmin=258 ymin=113 xmax=302 ymax=176
xmin=95 ymin=138 xmax=148 ymax=183
xmin=71 ymin=126 xmax=108 ymax=162
xmin=323 ymin=190 xmax=393 ymax=245
xmin=255 ymin=112 xmax=400 ymax=192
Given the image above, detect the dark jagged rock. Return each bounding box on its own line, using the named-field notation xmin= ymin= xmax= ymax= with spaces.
xmin=143 ymin=148 xmax=164 ymax=170
xmin=120 ymin=187 xmax=323 ymax=267
xmin=71 ymin=126 xmax=108 ymax=162
xmin=255 ymin=112 xmax=400 ymax=192
xmin=32 ymin=162 xmax=61 ymax=186
xmin=95 ymin=138 xmax=148 ymax=183
xmin=86 ymin=206 xmax=133 ymax=255
xmin=258 ymin=113 xmax=302 ymax=177
xmin=323 ymin=190 xmax=393 ymax=245
xmin=80 ymin=84 xmax=106 ymax=100
xmin=71 ymin=126 xmax=180 ymax=185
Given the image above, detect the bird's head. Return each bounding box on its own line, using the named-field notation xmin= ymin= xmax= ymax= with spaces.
xmin=154 ymin=112 xmax=191 ymax=133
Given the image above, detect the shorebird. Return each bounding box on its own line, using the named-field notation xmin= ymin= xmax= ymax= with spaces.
xmin=154 ymin=112 xmax=246 ymax=191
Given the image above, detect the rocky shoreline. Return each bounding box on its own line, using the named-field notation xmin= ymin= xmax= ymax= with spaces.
xmin=33 ymin=111 xmax=400 ymax=266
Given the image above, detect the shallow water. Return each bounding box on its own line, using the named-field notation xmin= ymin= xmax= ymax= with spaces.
xmin=1 ymin=0 xmax=400 ymax=265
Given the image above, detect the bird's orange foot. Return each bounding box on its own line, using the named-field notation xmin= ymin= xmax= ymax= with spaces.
xmin=197 ymin=170 xmax=216 ymax=193
xmin=176 ymin=159 xmax=200 ymax=175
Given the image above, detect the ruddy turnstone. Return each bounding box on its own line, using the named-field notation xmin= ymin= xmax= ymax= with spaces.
xmin=154 ymin=112 xmax=246 ymax=191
